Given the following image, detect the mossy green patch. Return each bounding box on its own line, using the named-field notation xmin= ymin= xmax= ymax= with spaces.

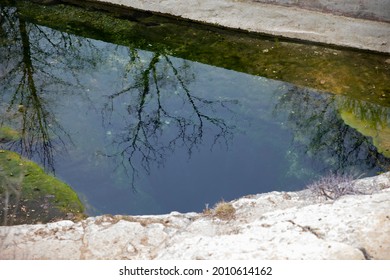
xmin=0 ymin=150 xmax=85 ymax=225
xmin=0 ymin=126 xmax=21 ymax=142
xmin=338 ymin=97 xmax=390 ymax=158
xmin=340 ymin=110 xmax=390 ymax=158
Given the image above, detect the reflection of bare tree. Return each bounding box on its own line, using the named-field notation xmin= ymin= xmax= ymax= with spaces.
xmin=2 ymin=17 xmax=60 ymax=170
xmin=103 ymin=51 xmax=237 ymax=187
xmin=1 ymin=2 xmax=239 ymax=196
xmin=0 ymin=5 xmax=98 ymax=172
xmin=274 ymin=86 xmax=390 ymax=175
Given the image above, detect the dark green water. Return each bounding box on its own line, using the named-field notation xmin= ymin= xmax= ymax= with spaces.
xmin=1 ymin=1 xmax=389 ymax=216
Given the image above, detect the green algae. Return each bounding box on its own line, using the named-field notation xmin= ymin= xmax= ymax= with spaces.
xmin=8 ymin=0 xmax=390 ymax=107
xmin=337 ymin=98 xmax=390 ymax=158
xmin=340 ymin=111 xmax=390 ymax=158
xmin=0 ymin=150 xmax=85 ymax=225
xmin=0 ymin=126 xmax=21 ymax=142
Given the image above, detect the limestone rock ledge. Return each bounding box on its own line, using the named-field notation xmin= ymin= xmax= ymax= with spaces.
xmin=1 ymin=173 xmax=389 ymax=260
xmin=86 ymin=0 xmax=390 ymax=53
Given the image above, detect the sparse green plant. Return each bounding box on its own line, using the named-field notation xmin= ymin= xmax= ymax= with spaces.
xmin=306 ymin=172 xmax=363 ymax=200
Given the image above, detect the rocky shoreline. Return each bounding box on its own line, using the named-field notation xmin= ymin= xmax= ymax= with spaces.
xmin=1 ymin=172 xmax=389 ymax=259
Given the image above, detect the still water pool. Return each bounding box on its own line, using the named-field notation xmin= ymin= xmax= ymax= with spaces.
xmin=1 ymin=1 xmax=389 ymax=218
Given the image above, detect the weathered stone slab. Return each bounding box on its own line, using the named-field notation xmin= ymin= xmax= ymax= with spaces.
xmin=253 ymin=0 xmax=390 ymax=22
xmin=69 ymin=0 xmax=390 ymax=53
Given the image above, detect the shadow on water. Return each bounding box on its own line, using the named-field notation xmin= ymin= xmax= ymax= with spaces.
xmin=0 ymin=0 xmax=389 ymax=221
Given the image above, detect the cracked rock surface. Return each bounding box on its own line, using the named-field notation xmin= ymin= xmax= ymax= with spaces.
xmin=1 ymin=173 xmax=389 ymax=259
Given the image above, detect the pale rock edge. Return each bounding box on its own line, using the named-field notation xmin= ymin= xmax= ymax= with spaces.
xmin=87 ymin=0 xmax=390 ymax=53
xmin=1 ymin=172 xmax=389 ymax=259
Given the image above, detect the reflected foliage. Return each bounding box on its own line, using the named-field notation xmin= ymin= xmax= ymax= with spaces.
xmin=274 ymin=86 xmax=390 ymax=177
xmin=337 ymin=98 xmax=390 ymax=157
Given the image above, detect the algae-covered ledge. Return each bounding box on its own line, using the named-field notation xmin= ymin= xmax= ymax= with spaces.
xmin=0 ymin=149 xmax=85 ymax=225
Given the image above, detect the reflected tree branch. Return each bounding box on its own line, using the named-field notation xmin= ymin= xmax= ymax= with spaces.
xmin=103 ymin=50 xmax=238 ymax=189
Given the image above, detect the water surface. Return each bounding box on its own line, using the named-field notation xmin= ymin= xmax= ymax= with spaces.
xmin=1 ymin=1 xmax=389 ymax=216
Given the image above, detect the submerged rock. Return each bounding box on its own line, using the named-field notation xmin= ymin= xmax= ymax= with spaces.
xmin=0 ymin=172 xmax=389 ymax=260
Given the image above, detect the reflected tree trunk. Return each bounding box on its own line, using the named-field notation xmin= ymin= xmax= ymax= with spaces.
xmin=17 ymin=17 xmax=56 ymax=169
